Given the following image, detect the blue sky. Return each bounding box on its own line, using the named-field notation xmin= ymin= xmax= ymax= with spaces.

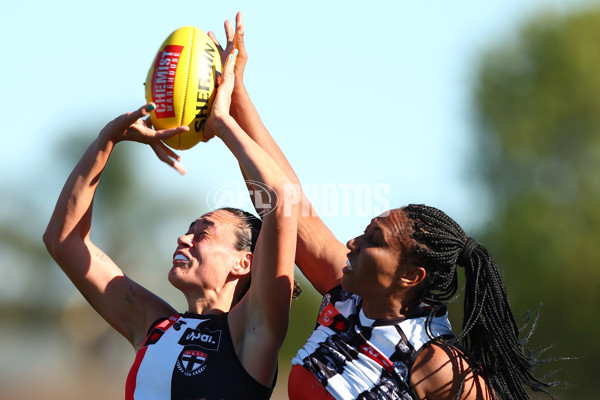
xmin=1 ymin=0 xmax=593 ymax=242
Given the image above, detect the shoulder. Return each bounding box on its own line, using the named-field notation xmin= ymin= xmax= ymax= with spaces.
xmin=410 ymin=342 xmax=493 ymax=400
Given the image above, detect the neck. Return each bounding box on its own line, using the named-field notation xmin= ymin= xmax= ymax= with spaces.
xmin=360 ymin=291 xmax=421 ymax=320
xmin=183 ymin=286 xmax=236 ymax=315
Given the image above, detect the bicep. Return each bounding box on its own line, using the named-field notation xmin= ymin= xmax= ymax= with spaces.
xmin=50 ymin=237 xmax=175 ymax=347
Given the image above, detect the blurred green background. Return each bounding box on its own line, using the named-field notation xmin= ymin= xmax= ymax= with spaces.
xmin=2 ymin=2 xmax=600 ymax=399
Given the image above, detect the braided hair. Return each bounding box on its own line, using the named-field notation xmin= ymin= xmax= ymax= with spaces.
xmin=403 ymin=204 xmax=555 ymax=400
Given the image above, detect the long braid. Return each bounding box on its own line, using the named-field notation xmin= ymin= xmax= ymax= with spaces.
xmin=404 ymin=204 xmax=556 ymax=400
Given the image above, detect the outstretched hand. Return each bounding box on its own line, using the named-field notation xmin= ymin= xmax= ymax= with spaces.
xmin=208 ymin=11 xmax=247 ymax=83
xmin=203 ymin=50 xmax=238 ymax=141
xmin=99 ymin=103 xmax=188 ymax=175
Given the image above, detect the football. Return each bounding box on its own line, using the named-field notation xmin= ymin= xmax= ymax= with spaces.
xmin=145 ymin=26 xmax=222 ymax=150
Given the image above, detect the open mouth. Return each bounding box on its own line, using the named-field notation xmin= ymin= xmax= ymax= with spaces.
xmin=173 ymin=253 xmax=189 ymax=263
xmin=344 ymin=259 xmax=353 ymax=272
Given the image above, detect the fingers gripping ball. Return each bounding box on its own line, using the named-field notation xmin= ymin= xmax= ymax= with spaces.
xmin=145 ymin=27 xmax=222 ymax=150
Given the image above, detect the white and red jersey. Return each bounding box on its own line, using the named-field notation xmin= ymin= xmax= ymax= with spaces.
xmin=290 ymin=286 xmax=454 ymax=400
xmin=126 ymin=312 xmax=274 ymax=400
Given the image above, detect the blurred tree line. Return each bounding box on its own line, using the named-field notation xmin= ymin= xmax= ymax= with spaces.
xmin=472 ymin=7 xmax=600 ymax=399
xmin=2 ymin=5 xmax=599 ymax=400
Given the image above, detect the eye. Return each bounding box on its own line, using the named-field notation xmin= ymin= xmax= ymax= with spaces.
xmin=360 ymin=231 xmax=375 ymax=246
xmin=193 ymin=231 xmax=209 ymax=241
xmin=370 ymin=229 xmax=386 ymax=246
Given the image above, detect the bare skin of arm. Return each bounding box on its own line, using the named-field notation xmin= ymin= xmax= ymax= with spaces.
xmin=204 ymin=50 xmax=299 ymax=387
xmin=411 ymin=343 xmax=493 ymax=400
xmin=210 ymin=14 xmax=496 ymax=399
xmin=209 ymin=13 xmax=346 ymax=295
xmin=43 ymin=106 xmax=188 ymax=349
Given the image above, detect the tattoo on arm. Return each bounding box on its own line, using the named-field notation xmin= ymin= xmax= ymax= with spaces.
xmin=95 ymin=250 xmax=109 ymax=263
xmin=124 ymin=285 xmax=137 ymax=306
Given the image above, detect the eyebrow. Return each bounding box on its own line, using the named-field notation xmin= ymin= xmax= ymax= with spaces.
xmin=365 ymin=224 xmax=383 ymax=236
xmin=367 ymin=222 xmax=389 ymax=243
xmin=188 ymin=218 xmax=216 ymax=232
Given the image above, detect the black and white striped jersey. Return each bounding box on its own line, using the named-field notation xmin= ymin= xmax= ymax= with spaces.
xmin=291 ymin=286 xmax=454 ymax=400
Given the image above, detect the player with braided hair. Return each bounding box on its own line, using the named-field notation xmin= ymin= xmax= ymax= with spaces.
xmin=404 ymin=204 xmax=555 ymax=399
xmin=211 ymin=12 xmax=557 ymax=400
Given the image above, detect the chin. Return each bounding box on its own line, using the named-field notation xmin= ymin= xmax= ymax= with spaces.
xmin=167 ymin=268 xmax=182 ymax=286
xmin=340 ymin=274 xmax=354 ymax=292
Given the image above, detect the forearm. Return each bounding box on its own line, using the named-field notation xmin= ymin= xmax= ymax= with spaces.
xmin=231 ymin=83 xmax=301 ymax=186
xmin=231 ymin=84 xmax=345 ymax=294
xmin=44 ymin=132 xmax=115 ymax=249
xmin=218 ymin=115 xmax=292 ymax=196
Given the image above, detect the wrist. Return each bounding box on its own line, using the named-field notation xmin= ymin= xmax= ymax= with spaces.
xmin=216 ymin=115 xmax=242 ymax=142
xmin=231 ymin=79 xmax=247 ymax=97
xmin=98 ymin=127 xmax=121 ymax=146
xmin=213 ymin=114 xmax=237 ymax=139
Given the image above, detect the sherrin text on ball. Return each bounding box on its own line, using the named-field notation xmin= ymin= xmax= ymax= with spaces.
xmin=145 ymin=26 xmax=222 ymax=150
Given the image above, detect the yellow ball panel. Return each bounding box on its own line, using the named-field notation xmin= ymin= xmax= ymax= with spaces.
xmin=145 ymin=26 xmax=221 ymax=150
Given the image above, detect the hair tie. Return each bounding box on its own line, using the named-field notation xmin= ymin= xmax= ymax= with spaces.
xmin=458 ymin=237 xmax=477 ymax=266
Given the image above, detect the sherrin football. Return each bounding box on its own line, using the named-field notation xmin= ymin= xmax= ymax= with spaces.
xmin=145 ymin=26 xmax=222 ymax=150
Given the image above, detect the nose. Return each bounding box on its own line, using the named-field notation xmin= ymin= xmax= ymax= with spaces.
xmin=177 ymin=233 xmax=193 ymax=247
xmin=346 ymin=236 xmax=358 ymax=252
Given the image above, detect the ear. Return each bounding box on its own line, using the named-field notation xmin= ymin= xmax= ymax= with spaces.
xmin=231 ymin=252 xmax=252 ymax=277
xmin=400 ymin=266 xmax=426 ymax=288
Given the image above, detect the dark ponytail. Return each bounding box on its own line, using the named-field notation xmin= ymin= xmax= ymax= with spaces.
xmin=404 ymin=204 xmax=557 ymax=400
xmin=217 ymin=207 xmax=302 ymax=299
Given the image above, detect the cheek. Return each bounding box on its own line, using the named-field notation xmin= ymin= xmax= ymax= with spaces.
xmin=196 ymin=248 xmax=236 ymax=279
xmin=362 ymin=251 xmax=399 ymax=284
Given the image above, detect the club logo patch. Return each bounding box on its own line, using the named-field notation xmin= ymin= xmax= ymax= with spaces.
xmin=176 ymin=349 xmax=208 ymax=376
xmin=318 ymin=303 xmax=350 ymax=332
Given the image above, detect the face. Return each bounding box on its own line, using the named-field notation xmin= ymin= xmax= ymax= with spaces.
xmin=342 ymin=209 xmax=410 ymax=298
xmin=168 ymin=210 xmax=247 ymax=293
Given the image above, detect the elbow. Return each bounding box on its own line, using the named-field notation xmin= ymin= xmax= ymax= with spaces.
xmin=42 ymin=225 xmax=70 ymax=260
xmin=273 ymin=182 xmax=301 ymax=217
xmin=42 ymin=227 xmax=58 ymax=258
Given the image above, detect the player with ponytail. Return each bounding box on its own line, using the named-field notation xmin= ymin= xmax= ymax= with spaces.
xmin=212 ymin=12 xmax=558 ymax=400
xmin=405 ymin=204 xmax=556 ymax=399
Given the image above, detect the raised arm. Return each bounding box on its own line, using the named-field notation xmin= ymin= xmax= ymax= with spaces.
xmin=209 ymin=13 xmax=347 ymax=295
xmin=204 ymin=50 xmax=299 ymax=386
xmin=43 ymin=105 xmax=188 ymax=348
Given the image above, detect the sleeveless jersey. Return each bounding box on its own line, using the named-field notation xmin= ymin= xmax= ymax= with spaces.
xmin=289 ymin=286 xmax=454 ymax=400
xmin=126 ymin=312 xmax=274 ymax=400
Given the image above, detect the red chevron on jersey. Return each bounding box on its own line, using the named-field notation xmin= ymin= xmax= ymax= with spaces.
xmin=359 ymin=342 xmax=395 ymax=374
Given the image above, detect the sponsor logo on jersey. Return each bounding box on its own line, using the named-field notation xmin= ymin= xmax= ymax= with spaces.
xmin=178 ymin=327 xmax=221 ymax=351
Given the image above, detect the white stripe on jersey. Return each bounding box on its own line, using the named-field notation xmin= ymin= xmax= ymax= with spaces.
xmin=292 ymin=288 xmax=454 ymax=400
xmin=399 ymin=314 xmax=453 ymax=351
xmin=327 ymin=350 xmax=388 ymax=399
xmin=132 ymin=316 xmax=210 ymax=399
